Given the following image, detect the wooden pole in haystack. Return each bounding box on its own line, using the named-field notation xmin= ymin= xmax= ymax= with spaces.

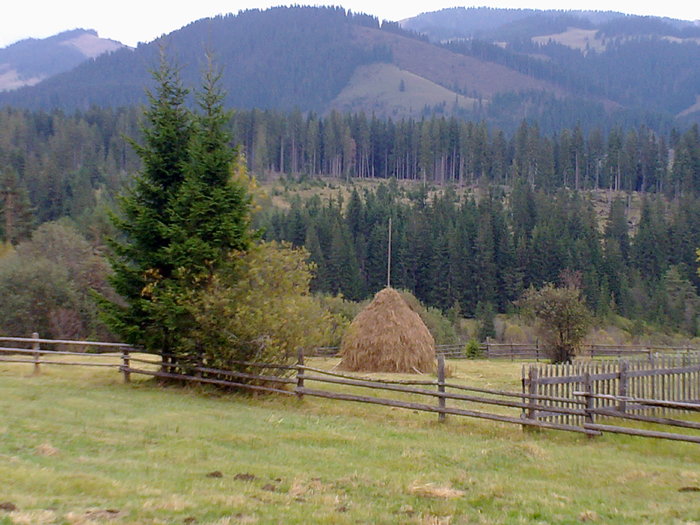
xmin=387 ymin=217 xmax=392 ymax=288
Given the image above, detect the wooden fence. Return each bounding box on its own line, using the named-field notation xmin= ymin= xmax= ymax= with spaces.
xmin=522 ymin=355 xmax=700 ymax=442
xmin=2 ymin=335 xmax=699 ymax=444
xmin=0 ymin=334 xmax=131 ymax=375
xmin=312 ymin=342 xmax=697 ymax=361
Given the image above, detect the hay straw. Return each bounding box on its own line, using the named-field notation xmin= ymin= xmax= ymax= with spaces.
xmin=339 ymin=287 xmax=435 ymax=373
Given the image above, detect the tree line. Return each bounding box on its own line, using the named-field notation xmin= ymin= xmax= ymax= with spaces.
xmin=231 ymin=111 xmax=700 ymax=195
xmin=2 ymin=105 xmax=700 ymax=247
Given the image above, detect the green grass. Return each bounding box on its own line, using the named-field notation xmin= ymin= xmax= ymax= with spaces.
xmin=1 ymin=359 xmax=699 ymax=524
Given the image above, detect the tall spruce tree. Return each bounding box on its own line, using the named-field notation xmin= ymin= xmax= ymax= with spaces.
xmin=98 ymin=54 xmax=192 ymax=355
xmin=98 ymin=55 xmax=251 ymax=364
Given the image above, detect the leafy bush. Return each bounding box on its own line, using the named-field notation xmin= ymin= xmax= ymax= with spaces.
xmin=191 ymin=242 xmax=342 ymax=386
xmin=0 ymin=222 xmax=113 ymax=340
xmin=315 ymin=294 xmax=363 ymax=346
xmin=517 ymin=283 xmax=592 ymax=363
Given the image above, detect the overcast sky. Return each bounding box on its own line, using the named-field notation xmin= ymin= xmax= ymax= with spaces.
xmin=2 ymin=1 xmax=699 ymax=48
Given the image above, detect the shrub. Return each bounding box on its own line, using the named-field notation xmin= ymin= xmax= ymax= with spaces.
xmin=464 ymin=339 xmax=483 ymax=359
xmin=398 ymin=290 xmax=459 ymax=345
xmin=517 ymin=283 xmax=592 ymax=363
xmin=191 ymin=242 xmax=341 ymax=386
xmin=0 ymin=222 xmax=113 ymax=340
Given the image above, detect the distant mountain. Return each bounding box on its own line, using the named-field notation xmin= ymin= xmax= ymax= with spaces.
xmin=401 ymin=7 xmax=700 ymax=43
xmin=0 ymin=6 xmax=698 ymax=132
xmin=0 ymin=29 xmax=126 ymax=91
xmin=402 ymin=8 xmax=700 ymax=125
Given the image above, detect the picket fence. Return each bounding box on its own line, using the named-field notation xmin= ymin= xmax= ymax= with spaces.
xmin=522 ymin=354 xmax=700 ymax=441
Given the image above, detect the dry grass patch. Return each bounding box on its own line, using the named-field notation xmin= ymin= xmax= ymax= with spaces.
xmin=408 ymin=481 xmax=465 ymax=499
xmin=34 ymin=443 xmax=58 ymax=456
xmin=6 ymin=510 xmax=57 ymax=525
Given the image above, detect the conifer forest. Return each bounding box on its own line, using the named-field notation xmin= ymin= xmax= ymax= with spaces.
xmin=0 ymin=105 xmax=699 ymax=339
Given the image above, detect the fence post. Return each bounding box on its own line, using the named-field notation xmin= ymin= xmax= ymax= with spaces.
xmin=437 ymin=354 xmax=446 ymax=423
xmin=122 ymin=347 xmax=131 ymax=384
xmin=583 ymin=371 xmax=595 ymax=438
xmin=32 ymin=332 xmax=41 ymax=375
xmin=296 ymin=347 xmax=305 ymax=399
xmin=523 ymin=366 xmax=539 ymax=431
xmin=618 ymin=360 xmax=628 ymax=413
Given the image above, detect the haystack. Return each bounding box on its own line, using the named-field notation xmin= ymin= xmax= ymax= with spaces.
xmin=339 ymin=287 xmax=435 ymax=373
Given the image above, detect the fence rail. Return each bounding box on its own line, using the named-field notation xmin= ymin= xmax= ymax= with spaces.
xmin=2 ymin=334 xmax=699 ymax=444
xmin=0 ymin=334 xmax=132 ymax=374
xmin=310 ymin=342 xmax=697 ymax=361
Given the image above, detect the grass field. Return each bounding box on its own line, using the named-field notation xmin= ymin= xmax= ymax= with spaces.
xmin=1 ymin=358 xmax=699 ymax=524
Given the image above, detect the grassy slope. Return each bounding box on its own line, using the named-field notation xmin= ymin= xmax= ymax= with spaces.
xmin=532 ymin=28 xmax=606 ymax=53
xmin=328 ymin=63 xmax=479 ymax=119
xmin=1 ymin=359 xmax=699 ymax=524
xmin=352 ymin=25 xmax=567 ymax=100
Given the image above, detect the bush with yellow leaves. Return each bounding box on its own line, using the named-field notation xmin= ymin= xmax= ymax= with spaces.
xmin=192 ymin=241 xmax=341 ymax=387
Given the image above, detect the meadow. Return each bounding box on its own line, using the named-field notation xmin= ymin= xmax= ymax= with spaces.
xmin=1 ymin=359 xmax=699 ymax=524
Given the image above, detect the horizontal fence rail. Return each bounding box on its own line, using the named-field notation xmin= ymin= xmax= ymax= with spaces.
xmin=0 ymin=333 xmax=134 ymax=375
xmin=309 ymin=342 xmax=698 ymax=361
xmin=2 ymin=334 xmax=699 ymax=443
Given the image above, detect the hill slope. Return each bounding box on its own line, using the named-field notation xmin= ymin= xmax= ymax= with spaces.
xmin=0 ymin=29 xmax=126 ymax=91
xmin=403 ymin=8 xmax=700 ymax=122
xmin=327 ymin=62 xmax=479 ymax=117
xmin=0 ymin=6 xmax=698 ymax=130
xmin=0 ymin=7 xmax=604 ymax=129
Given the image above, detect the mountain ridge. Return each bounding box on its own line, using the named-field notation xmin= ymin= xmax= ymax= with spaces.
xmin=0 ymin=6 xmax=697 ymax=132
xmin=0 ymin=29 xmax=127 ymax=92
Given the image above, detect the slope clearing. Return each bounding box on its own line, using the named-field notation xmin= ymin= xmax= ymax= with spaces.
xmin=328 ymin=63 xmax=479 ymax=118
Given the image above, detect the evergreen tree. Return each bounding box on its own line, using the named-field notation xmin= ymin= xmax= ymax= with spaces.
xmin=475 ymin=301 xmax=496 ymax=341
xmin=98 ymin=55 xmax=251 ymax=364
xmin=98 ymin=54 xmax=193 ymax=355
xmin=160 ymin=62 xmax=254 ymax=362
xmin=0 ymin=168 xmax=34 ymax=244
xmin=327 ymin=217 xmax=364 ymax=300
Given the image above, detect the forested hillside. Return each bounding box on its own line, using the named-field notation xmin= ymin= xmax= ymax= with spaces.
xmin=2 ymin=105 xmax=700 ymax=245
xmin=0 ymin=8 xmax=390 ymax=113
xmin=1 ymin=5 xmax=700 ymax=341
xmin=405 ymin=8 xmax=700 ymax=127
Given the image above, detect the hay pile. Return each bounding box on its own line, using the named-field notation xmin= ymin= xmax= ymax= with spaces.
xmin=339 ymin=287 xmax=435 ymax=373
